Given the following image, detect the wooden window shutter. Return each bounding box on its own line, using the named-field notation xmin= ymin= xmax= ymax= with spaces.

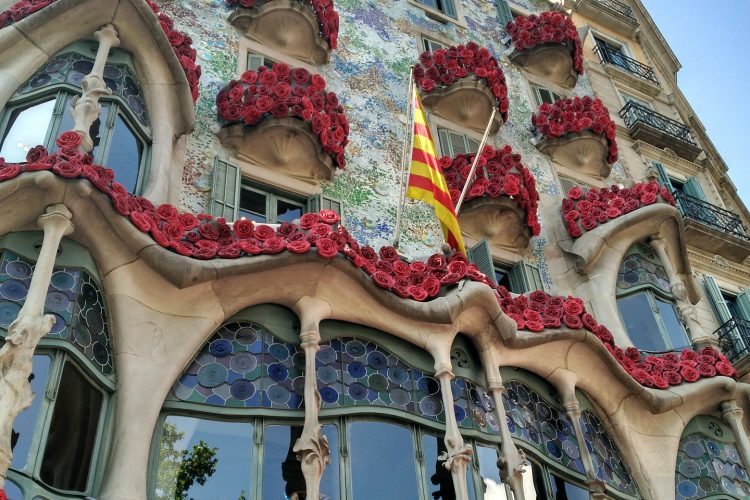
xmin=509 ymin=260 xmax=543 ymax=293
xmin=683 ymin=176 xmax=708 ymax=201
xmin=703 ymin=274 xmax=733 ymax=325
xmin=651 ymin=161 xmax=674 ymax=190
xmin=736 ymin=289 xmax=750 ymax=322
xmin=495 ymin=0 xmax=514 ymax=29
xmin=468 ymin=239 xmax=497 ymax=286
xmin=210 ymin=158 xmax=240 ymax=220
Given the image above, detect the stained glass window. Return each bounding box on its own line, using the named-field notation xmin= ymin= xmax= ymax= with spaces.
xmin=580 ymin=410 xmax=638 ymax=495
xmin=616 ymin=244 xmax=670 ymax=293
xmin=173 ymin=321 xmax=304 ymax=409
xmin=0 ymin=250 xmax=114 ymax=377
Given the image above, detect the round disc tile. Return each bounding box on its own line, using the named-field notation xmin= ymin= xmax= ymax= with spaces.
xmin=528 ymin=427 xmax=541 ymax=444
xmin=267 ymin=384 xmax=291 ymax=405
xmin=317 ymin=365 xmax=338 ymax=385
xmin=419 ymin=396 xmax=442 ymax=416
xmin=545 ymin=440 xmax=563 ymax=459
xmin=268 ymin=363 xmax=289 ymax=382
xmin=511 ymin=409 xmax=526 ymax=428
xmin=417 ymin=376 xmax=440 ymax=395
xmin=347 ymin=361 xmax=366 ymax=379
xmin=0 ymin=301 xmax=21 ymax=326
xmin=0 ymin=280 xmax=27 ymax=300
xmin=735 ymin=464 xmax=747 ymax=480
xmin=368 ymin=373 xmax=388 ymax=392
xmin=73 ymin=327 xmax=91 ymax=347
xmin=85 ymin=308 xmax=104 ymax=334
xmin=268 ymin=343 xmax=289 ymax=361
xmin=698 ymin=476 xmax=717 ymax=494
xmin=6 ymin=260 xmax=31 ymax=279
xmin=562 ymin=440 xmax=579 ymax=459
xmin=367 ymin=351 xmax=388 ymax=370
xmin=50 ymin=313 xmax=66 ymax=334
xmin=472 ymin=408 xmax=486 ymax=427
xmin=209 ymin=339 xmax=233 ymax=357
xmin=51 ymin=271 xmax=76 ymax=290
xmin=81 ymin=282 xmax=98 ymax=302
xmin=453 ymin=404 xmax=466 ymax=422
xmin=292 ymin=376 xmax=305 ymax=395
xmin=230 ymin=352 xmax=257 ymax=373
xmin=720 ymin=476 xmax=737 ymax=495
xmin=45 ymin=291 xmax=70 ymax=312
xmin=92 ymin=342 xmax=109 ymax=365
xmin=317 ymin=345 xmax=337 ymax=364
xmin=706 ymin=440 xmax=721 ymax=456
xmin=388 ymin=366 xmax=408 ymax=385
xmin=230 ymin=379 xmax=255 ymax=400
xmin=391 ymin=387 xmax=411 ymax=406
xmin=345 ymin=340 xmax=366 ymax=357
xmin=676 ymin=480 xmax=698 ymax=497
xmin=542 ymin=422 xmax=557 ymax=440
xmin=348 ymin=383 xmax=368 ymax=400
xmin=557 ymin=419 xmax=573 ymax=436
xmin=292 ymin=352 xmax=305 ymax=370
xmin=320 ymin=386 xmax=339 ymax=404
xmin=679 ymin=460 xmax=702 ymax=479
xmin=684 ymin=441 xmax=706 ymax=459
xmin=727 ymin=447 xmax=740 ymax=462
xmin=234 ymin=326 xmax=259 ymax=345
xmin=536 ymin=402 xmax=551 ymax=420
xmin=197 ymin=363 xmax=228 ymax=388
xmin=506 ymin=416 xmax=516 ymax=434
xmin=470 ymin=388 xmax=482 ymax=406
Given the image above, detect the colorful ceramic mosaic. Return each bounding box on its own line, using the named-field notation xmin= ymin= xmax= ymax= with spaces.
xmin=173 ymin=321 xmax=304 ymax=409
xmin=452 ymin=378 xmax=500 ymax=435
xmin=0 ymin=250 xmax=114 ymax=377
xmin=676 ymin=432 xmax=750 ymax=499
xmin=502 ymin=380 xmax=584 ymax=476
xmin=580 ymin=410 xmax=638 ymax=495
xmin=616 ymin=244 xmax=670 ymax=293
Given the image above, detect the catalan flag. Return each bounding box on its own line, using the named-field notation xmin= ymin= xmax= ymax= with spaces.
xmin=406 ymin=88 xmax=466 ymax=254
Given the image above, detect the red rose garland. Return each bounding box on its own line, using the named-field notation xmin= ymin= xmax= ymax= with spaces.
xmin=561 ymin=181 xmax=676 ymax=238
xmin=223 ymin=0 xmax=339 ymax=49
xmin=440 ymin=145 xmax=541 ymax=236
xmin=505 ymin=11 xmax=584 ymax=75
xmin=413 ymin=42 xmax=510 ymax=122
xmin=532 ymin=96 xmax=618 ymax=164
xmin=0 ymin=0 xmax=201 ymax=102
xmin=216 ymin=63 xmax=348 ymax=169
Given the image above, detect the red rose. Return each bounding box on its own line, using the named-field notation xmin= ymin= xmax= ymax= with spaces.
xmin=624 ymin=346 xmax=641 ymax=361
xmin=594 ymin=325 xmax=613 ymax=343
xmin=129 ymin=211 xmax=152 ymax=232
xmin=316 ymin=237 xmax=339 ymax=258
xmin=447 ymin=260 xmax=467 ymax=277
xmin=379 ymin=246 xmax=399 ymax=261
xmin=529 ymin=290 xmax=548 ymax=303
xmin=680 ymin=366 xmax=700 ymax=383
xmin=261 ymin=237 xmax=286 ymax=254
xmin=320 ymin=209 xmax=340 ymax=224
xmin=640 ymin=192 xmax=657 ymax=205
xmin=156 ymin=204 xmax=179 ymax=221
xmin=287 ymin=239 xmax=311 ymax=254
xmin=581 ymin=313 xmax=598 ymax=331
xmin=177 ymin=213 xmax=198 ymax=230
xmin=409 ymin=286 xmax=428 ymax=301
xmin=580 ymin=216 xmax=597 ymax=231
xmin=254 ymin=224 xmax=275 ymax=240
xmin=716 ymin=361 xmax=735 ymax=377
xmin=372 ymin=270 xmax=395 ymax=289
xmin=562 ymin=299 xmax=584 ymax=315
xmin=662 ymin=370 xmax=682 ymax=385
xmin=563 ymin=210 xmax=580 ymax=222
xmin=233 ymin=219 xmax=254 ymax=238
xmin=697 ymin=364 xmax=716 ymax=377
xmin=300 ymin=213 xmax=320 ymax=229
xmin=563 ymin=314 xmax=582 ymax=329
xmin=163 ymin=222 xmax=185 ymax=240
xmin=56 ymin=131 xmax=82 ymax=149
xmin=525 ymin=320 xmax=544 ymax=332
xmin=523 ymin=309 xmax=542 ymax=322
xmin=198 ymin=222 xmax=219 ymax=240
xmin=422 ymin=277 xmax=441 ymax=297
xmin=393 ymin=260 xmax=411 ymax=277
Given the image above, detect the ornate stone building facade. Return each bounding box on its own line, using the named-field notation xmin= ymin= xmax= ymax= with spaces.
xmin=0 ymin=0 xmax=749 ymax=499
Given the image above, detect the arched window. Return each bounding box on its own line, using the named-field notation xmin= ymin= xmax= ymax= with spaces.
xmin=1 ymin=233 xmax=114 ymax=499
xmin=675 ymin=415 xmax=750 ymax=499
xmin=616 ymin=243 xmax=690 ymax=352
xmin=0 ymin=42 xmax=150 ymax=193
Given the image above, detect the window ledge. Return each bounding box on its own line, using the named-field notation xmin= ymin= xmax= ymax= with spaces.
xmin=535 ymin=130 xmax=611 ymax=179
xmin=421 ymin=78 xmax=502 ymax=134
xmin=406 ymin=0 xmax=466 ymax=28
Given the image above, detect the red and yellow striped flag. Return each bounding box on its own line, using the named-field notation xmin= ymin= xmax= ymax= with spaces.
xmin=406 ymin=88 xmax=466 ymax=254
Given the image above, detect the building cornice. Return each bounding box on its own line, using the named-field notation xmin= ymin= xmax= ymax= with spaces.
xmin=687 ymin=249 xmax=750 ymax=285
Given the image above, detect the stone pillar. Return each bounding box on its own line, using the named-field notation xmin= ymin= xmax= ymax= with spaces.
xmin=479 ymin=348 xmax=527 ymax=500
xmin=292 ymin=329 xmax=329 ymax=500
xmin=71 ymin=24 xmax=120 ymax=152
xmin=721 ymin=400 xmax=750 ymax=472
xmin=434 ymin=352 xmax=472 ymax=500
xmin=0 ymin=205 xmax=73 ymax=490
xmin=648 ymin=236 xmax=706 ymax=346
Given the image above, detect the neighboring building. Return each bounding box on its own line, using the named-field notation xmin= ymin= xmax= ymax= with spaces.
xmin=1 ymin=0 xmax=750 ymax=499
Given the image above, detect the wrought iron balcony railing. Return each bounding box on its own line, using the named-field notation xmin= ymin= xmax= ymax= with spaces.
xmin=716 ymin=317 xmax=750 ymax=364
xmin=673 ymin=191 xmax=750 ymax=241
xmin=594 ymin=44 xmax=658 ymax=85
xmin=619 ymin=101 xmax=697 ymax=146
xmin=592 ymin=0 xmax=638 ymax=23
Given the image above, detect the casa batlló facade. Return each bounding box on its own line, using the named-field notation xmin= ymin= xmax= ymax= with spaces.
xmin=0 ymin=0 xmax=749 ymax=499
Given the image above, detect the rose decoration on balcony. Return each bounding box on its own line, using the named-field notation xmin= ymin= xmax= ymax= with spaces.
xmin=223 ymin=0 xmax=339 ymax=50
xmin=561 ymin=181 xmax=676 ymax=238
xmin=216 ymin=63 xmax=348 ymax=169
xmin=533 ymin=96 xmax=618 ymax=166
xmin=505 ymin=11 xmax=584 ymax=75
xmin=440 ymin=145 xmax=540 ymax=236
xmin=413 ymin=42 xmax=509 ymax=122
xmin=498 ymin=286 xmax=737 ymax=386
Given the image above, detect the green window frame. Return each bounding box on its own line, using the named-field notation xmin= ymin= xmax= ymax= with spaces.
xmin=246 ymin=50 xmax=276 ymax=72
xmin=437 ymin=128 xmax=480 ymax=157
xmin=421 ymin=36 xmax=446 ymax=53
xmin=531 ymin=84 xmax=563 ymax=106
xmin=414 ymin=0 xmax=457 ymax=19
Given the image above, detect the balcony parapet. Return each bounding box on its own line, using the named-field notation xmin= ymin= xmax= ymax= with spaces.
xmin=568 ymin=0 xmax=638 ymax=37
xmin=619 ymin=102 xmax=702 ymax=161
xmin=716 ymin=317 xmax=750 ymax=375
xmin=673 ymin=191 xmax=750 ymax=262
xmin=594 ymin=43 xmax=659 ymax=94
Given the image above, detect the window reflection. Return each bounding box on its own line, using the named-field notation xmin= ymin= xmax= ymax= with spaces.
xmin=349 ymin=421 xmax=419 ymax=500
xmin=320 ymin=424 xmax=340 ymax=500
xmin=103 ymin=113 xmax=143 ymax=193
xmin=656 ymin=299 xmax=689 ymax=349
xmin=423 ymin=433 xmax=458 ymax=500
xmin=549 ymin=473 xmax=589 ymax=500
xmin=263 ymin=425 xmax=306 ymax=500
xmin=617 ymin=293 xmax=666 ymax=351
xmin=276 ymin=199 xmax=303 ymax=223
xmin=0 ymin=99 xmax=56 ymax=162
xmin=477 ymin=445 xmax=507 ymax=500
xmin=155 ymin=416 xmax=252 ymax=500
xmin=11 ymin=354 xmax=51 ymax=471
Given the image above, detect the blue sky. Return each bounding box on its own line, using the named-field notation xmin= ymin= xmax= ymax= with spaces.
xmin=639 ymin=0 xmax=750 ymax=208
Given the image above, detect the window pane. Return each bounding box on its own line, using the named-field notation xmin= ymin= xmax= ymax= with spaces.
xmin=0 ymin=99 xmax=56 ymax=162
xmin=11 ymin=354 xmax=51 ymax=471
xmin=477 ymin=445 xmax=508 ymax=499
xmin=40 ymin=362 xmax=103 ymax=492
xmin=155 ymin=416 xmax=252 ymax=500
xmin=521 ymin=460 xmax=545 ymax=499
xmin=657 ymin=299 xmax=690 ymax=350
xmin=617 ymin=293 xmax=668 ymax=352
xmin=276 ymin=199 xmax=304 ymax=223
xmin=2 ymin=480 xmax=22 ymax=500
xmin=239 ymin=188 xmax=267 ymax=223
xmin=263 ymin=425 xmax=307 ymax=499
xmin=103 ymin=113 xmax=142 ymax=193
xmin=320 ymin=424 xmax=340 ymax=500
xmin=418 ymin=0 xmax=439 ymax=9
xmin=349 ymin=421 xmax=419 ymax=500
xmin=423 ymin=433 xmax=459 ymax=500
xmin=549 ymin=474 xmax=589 ymax=500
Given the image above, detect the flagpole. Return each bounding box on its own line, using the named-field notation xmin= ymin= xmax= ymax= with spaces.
xmin=393 ymin=68 xmax=416 ymax=248
xmin=454 ymin=107 xmax=497 ymax=215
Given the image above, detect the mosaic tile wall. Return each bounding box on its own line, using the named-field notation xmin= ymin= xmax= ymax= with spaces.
xmin=158 ymin=0 xmax=630 ymax=293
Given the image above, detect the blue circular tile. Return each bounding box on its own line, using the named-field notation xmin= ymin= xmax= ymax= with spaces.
xmin=417 ymin=376 xmax=440 ymax=395
xmin=197 ymin=363 xmax=228 ymax=388
xmin=454 ymin=404 xmax=466 ymax=422
xmin=317 ymin=365 xmax=337 ymax=385
xmin=234 ymin=325 xmax=259 ymax=345
xmin=230 ymin=352 xmax=257 ymax=373
xmin=387 ymin=366 xmax=408 ymax=385
xmin=92 ymin=342 xmax=109 ymax=365
xmin=230 ymin=379 xmax=255 ymax=400
xmin=348 ymin=383 xmax=368 ymax=400
xmin=320 ymin=386 xmax=338 ymax=404
xmin=268 ymin=363 xmax=289 ymax=382
xmin=51 ymin=271 xmax=76 ymax=290
xmin=367 ymin=351 xmax=388 ymax=370
xmin=0 ymin=301 xmax=21 ymax=326
xmin=677 ymin=479 xmax=698 ymax=497
xmin=45 ymin=291 xmax=70 ymax=312
xmin=267 ymin=384 xmax=291 ymax=405
xmin=209 ymin=339 xmax=233 ymax=357
xmin=419 ymin=396 xmax=442 ymax=416
xmin=546 ymin=440 xmax=563 ymax=459
xmin=50 ymin=313 xmax=66 ymax=334
xmin=6 ymin=260 xmax=31 ymax=279
xmin=0 ymin=280 xmax=27 ymax=300
xmin=269 ymin=343 xmax=289 ymax=361
xmin=368 ymin=373 xmax=388 ymax=391
xmin=345 ymin=340 xmax=366 ymax=357
xmin=317 ymin=345 xmax=337 ymax=364
xmin=390 ymin=387 xmax=411 ymax=406
xmin=347 ymin=361 xmax=366 ymax=378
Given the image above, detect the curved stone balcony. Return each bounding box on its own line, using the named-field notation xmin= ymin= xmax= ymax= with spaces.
xmin=508 ymin=43 xmax=579 ymax=88
xmin=226 ymin=0 xmax=338 ymax=64
xmin=536 ymin=130 xmax=611 ymax=178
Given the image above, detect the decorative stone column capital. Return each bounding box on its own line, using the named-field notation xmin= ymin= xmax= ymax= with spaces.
xmin=721 ymin=400 xmax=744 ymax=421
xmin=94 ymin=24 xmax=121 ymax=48
xmin=38 ymin=204 xmax=74 ymax=236
xmin=434 ymin=363 xmax=454 ymax=379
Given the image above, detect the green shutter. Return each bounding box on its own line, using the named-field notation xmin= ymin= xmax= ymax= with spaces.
xmin=509 ymin=260 xmax=543 ymax=293
xmin=442 ymin=0 xmax=457 ymax=18
xmin=651 ymin=162 xmax=674 ymax=190
xmin=468 ymin=239 xmax=497 ymax=287
xmin=437 ymin=128 xmax=451 ymax=156
xmin=308 ymin=194 xmax=344 ymax=218
xmin=684 ymin=176 xmax=708 ymax=201
xmin=496 ymin=0 xmax=514 ymax=29
xmin=736 ymin=290 xmax=750 ymax=322
xmin=703 ymin=275 xmax=733 ymax=325
xmin=211 ymin=158 xmax=240 ymax=220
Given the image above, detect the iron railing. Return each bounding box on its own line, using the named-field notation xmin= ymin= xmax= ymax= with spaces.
xmin=673 ymin=191 xmax=750 ymax=241
xmin=716 ymin=317 xmax=750 ymax=364
xmin=594 ymin=44 xmax=658 ymax=84
xmin=592 ymin=0 xmax=638 ymax=23
xmin=619 ymin=101 xmax=697 ymax=146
